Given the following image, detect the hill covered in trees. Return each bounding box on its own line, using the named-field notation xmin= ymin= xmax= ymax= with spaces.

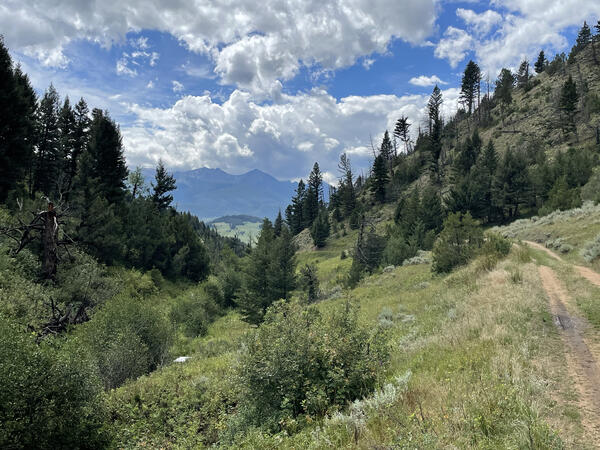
xmin=3 ymin=21 xmax=600 ymax=449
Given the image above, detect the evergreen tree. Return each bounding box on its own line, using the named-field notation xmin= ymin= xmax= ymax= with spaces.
xmin=69 ymin=98 xmax=90 ymax=194
xmin=492 ymin=148 xmax=531 ymax=221
xmin=371 ymin=154 xmax=389 ymax=203
xmin=495 ymin=68 xmax=515 ymax=125
xmin=0 ymin=39 xmax=37 ymax=201
xmin=516 ymin=60 xmax=530 ymax=89
xmin=460 ymin=60 xmax=481 ymax=115
xmin=394 ymin=115 xmax=411 ymax=154
xmin=420 ymin=185 xmax=443 ymax=233
xmin=289 ymin=179 xmax=306 ymax=234
xmin=310 ymin=208 xmax=330 ymax=247
xmin=380 ymin=130 xmax=394 ymax=169
xmin=35 ymin=84 xmax=61 ymax=196
xmin=237 ymin=219 xmax=278 ymax=324
xmin=304 ymin=163 xmax=323 ymax=226
xmin=454 ymin=129 xmax=482 ymax=177
xmin=152 ymin=160 xmax=176 ymax=210
xmin=575 ymin=21 xmax=592 ymax=53
xmin=559 ymin=75 xmax=579 ymax=136
xmin=300 ymin=264 xmax=319 ymax=303
xmin=427 ymin=85 xmax=444 ymax=180
xmin=534 ymin=50 xmax=547 ymax=73
xmin=337 ymin=153 xmax=355 ymax=217
xmin=87 ymin=109 xmax=128 ymax=204
xmin=273 ymin=210 xmax=283 ymax=237
xmin=57 ymin=97 xmax=77 ymax=192
xmin=268 ymin=225 xmax=297 ymax=300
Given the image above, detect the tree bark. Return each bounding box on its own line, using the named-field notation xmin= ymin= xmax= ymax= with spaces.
xmin=41 ymin=204 xmax=58 ymax=280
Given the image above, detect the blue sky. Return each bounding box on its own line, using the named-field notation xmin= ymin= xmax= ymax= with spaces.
xmin=3 ymin=0 xmax=599 ymax=183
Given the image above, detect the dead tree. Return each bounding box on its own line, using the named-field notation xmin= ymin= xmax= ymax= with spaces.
xmin=1 ymin=201 xmax=72 ymax=281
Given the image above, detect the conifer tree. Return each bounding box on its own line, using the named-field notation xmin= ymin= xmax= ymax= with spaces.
xmin=427 ymin=85 xmax=444 ymax=180
xmin=35 ymin=84 xmax=61 ymax=196
xmin=516 ymin=60 xmax=530 ymax=89
xmin=58 ymin=97 xmax=77 ymax=192
xmin=576 ymin=22 xmax=592 ymax=51
xmin=0 ymin=39 xmax=37 ymax=201
xmin=337 ymin=153 xmax=355 ymax=217
xmin=274 ymin=211 xmax=283 ymax=237
xmin=495 ymin=68 xmax=515 ymax=125
xmin=380 ymin=130 xmax=394 ymax=168
xmin=559 ymin=75 xmax=579 ymax=136
xmin=152 ymin=160 xmax=176 ymax=210
xmin=289 ymin=179 xmax=306 ymax=234
xmin=492 ymin=148 xmax=531 ymax=220
xmin=310 ymin=208 xmax=330 ymax=247
xmin=460 ymin=60 xmax=481 ymax=115
xmin=128 ymin=166 xmax=145 ymax=198
xmin=268 ymin=224 xmax=297 ymax=300
xmin=303 ymin=163 xmax=323 ymax=226
xmin=87 ymin=109 xmax=128 ymax=204
xmin=69 ymin=98 xmax=90 ymax=193
xmin=427 ymin=85 xmax=443 ymax=135
xmin=394 ymin=115 xmax=411 ymax=154
xmin=371 ymin=153 xmax=389 ymax=203
xmin=534 ymin=51 xmax=547 ymax=73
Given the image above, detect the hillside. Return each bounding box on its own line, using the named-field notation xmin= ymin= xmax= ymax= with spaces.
xmin=208 ymin=215 xmax=263 ymax=244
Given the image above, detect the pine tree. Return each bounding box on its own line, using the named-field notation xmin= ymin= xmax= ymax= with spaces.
xmin=371 ymin=154 xmax=389 ymax=203
xmin=495 ymin=68 xmax=515 ymax=125
xmin=127 ymin=166 xmax=145 ymax=198
xmin=427 ymin=85 xmax=443 ymax=135
xmin=576 ymin=21 xmax=592 ymax=50
xmin=58 ymin=97 xmax=77 ymax=192
xmin=35 ymin=84 xmax=61 ymax=196
xmin=87 ymin=109 xmax=128 ymax=204
xmin=289 ymin=179 xmax=306 ymax=234
xmin=460 ymin=60 xmax=481 ymax=115
xmin=152 ymin=160 xmax=176 ymax=210
xmin=300 ymin=264 xmax=320 ymax=303
xmin=304 ymin=163 xmax=323 ymax=226
xmin=380 ymin=130 xmax=394 ymax=168
xmin=420 ymin=185 xmax=443 ymax=233
xmin=534 ymin=50 xmax=547 ymax=73
xmin=337 ymin=153 xmax=355 ymax=217
xmin=427 ymin=85 xmax=444 ymax=180
xmin=69 ymin=98 xmax=90 ymax=193
xmin=394 ymin=115 xmax=411 ymax=154
xmin=454 ymin=129 xmax=482 ymax=177
xmin=268 ymin=225 xmax=297 ymax=300
xmin=492 ymin=148 xmax=531 ymax=221
xmin=310 ymin=208 xmax=330 ymax=247
xmin=559 ymin=75 xmax=579 ymax=136
xmin=273 ymin=210 xmax=283 ymax=237
xmin=516 ymin=60 xmax=530 ymax=89
xmin=0 ymin=39 xmax=37 ymax=201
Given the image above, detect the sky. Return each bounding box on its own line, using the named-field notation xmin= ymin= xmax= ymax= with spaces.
xmin=3 ymin=0 xmax=600 ymax=184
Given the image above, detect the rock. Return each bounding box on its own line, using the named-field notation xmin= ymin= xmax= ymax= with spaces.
xmin=383 ymin=265 xmax=395 ymax=273
xmin=174 ymin=356 xmax=191 ymax=363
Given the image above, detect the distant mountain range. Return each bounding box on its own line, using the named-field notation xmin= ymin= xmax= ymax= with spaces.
xmin=142 ymin=167 xmax=298 ymax=220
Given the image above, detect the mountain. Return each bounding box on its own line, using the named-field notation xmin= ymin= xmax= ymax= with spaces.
xmin=142 ymin=167 xmax=298 ymax=220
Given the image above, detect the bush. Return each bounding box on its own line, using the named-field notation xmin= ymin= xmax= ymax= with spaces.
xmin=481 ymin=233 xmax=511 ymax=258
xmin=235 ymin=301 xmax=389 ymax=433
xmin=582 ymin=169 xmax=600 ymax=204
xmin=0 ymin=319 xmax=108 ymax=448
xmin=78 ymin=294 xmax=172 ymax=389
xmin=310 ymin=209 xmax=330 ymax=248
xmin=300 ymin=264 xmax=320 ymax=303
xmin=382 ymin=234 xmax=418 ymax=266
xmin=582 ymin=234 xmax=600 ymax=263
xmin=170 ymin=286 xmax=221 ymax=338
xmin=432 ymin=212 xmax=483 ymax=273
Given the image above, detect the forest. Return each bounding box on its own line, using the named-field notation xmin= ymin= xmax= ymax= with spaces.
xmin=2 ymin=19 xmax=600 ymax=449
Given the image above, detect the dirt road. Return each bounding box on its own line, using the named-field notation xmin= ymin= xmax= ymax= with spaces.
xmin=525 ymin=241 xmax=600 ymax=445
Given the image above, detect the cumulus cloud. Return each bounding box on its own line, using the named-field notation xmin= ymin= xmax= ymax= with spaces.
xmin=434 ymin=26 xmax=474 ymax=68
xmin=122 ymin=87 xmax=460 ymax=180
xmin=436 ymin=1 xmax=600 ymax=76
xmin=0 ymin=0 xmax=437 ymax=96
xmin=409 ymin=75 xmax=448 ymax=87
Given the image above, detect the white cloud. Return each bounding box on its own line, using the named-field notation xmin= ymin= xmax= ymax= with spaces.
xmin=0 ymin=0 xmax=437 ymax=96
xmin=146 ymin=80 xmax=154 ymax=89
xmin=172 ymin=80 xmax=184 ymax=92
xmin=436 ymin=1 xmax=600 ymax=76
xmin=409 ymin=75 xmax=448 ymax=87
xmin=456 ymin=8 xmax=502 ymax=35
xmin=122 ymin=87 xmax=460 ymax=180
xmin=116 ymin=55 xmax=137 ymax=77
xmin=434 ymin=26 xmax=474 ymax=68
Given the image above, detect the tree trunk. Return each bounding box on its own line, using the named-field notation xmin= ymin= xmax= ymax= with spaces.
xmin=42 ymin=204 xmax=58 ymax=280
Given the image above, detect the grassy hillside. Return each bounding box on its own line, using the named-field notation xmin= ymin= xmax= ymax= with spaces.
xmin=209 ymin=215 xmax=263 ymax=244
xmin=102 ymin=203 xmax=600 ymax=448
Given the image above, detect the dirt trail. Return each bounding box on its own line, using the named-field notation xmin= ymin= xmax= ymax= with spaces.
xmin=538 ymin=265 xmax=600 ymax=445
xmin=524 ymin=240 xmax=600 ymax=288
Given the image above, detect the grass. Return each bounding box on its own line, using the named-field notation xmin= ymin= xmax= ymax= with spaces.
xmin=107 ymin=210 xmax=595 ymax=448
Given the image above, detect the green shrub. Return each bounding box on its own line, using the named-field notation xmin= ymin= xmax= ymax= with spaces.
xmin=0 ymin=319 xmax=108 ymax=448
xmin=432 ymin=212 xmax=483 ymax=273
xmin=78 ymin=294 xmax=172 ymax=389
xmin=170 ymin=287 xmax=220 ymax=338
xmin=234 ymin=301 xmax=389 ymax=434
xmin=382 ymin=234 xmax=417 ymax=266
xmin=481 ymin=233 xmax=511 ymax=258
xmin=582 ymin=169 xmax=600 ymax=203
xmin=582 ymin=234 xmax=600 ymax=263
